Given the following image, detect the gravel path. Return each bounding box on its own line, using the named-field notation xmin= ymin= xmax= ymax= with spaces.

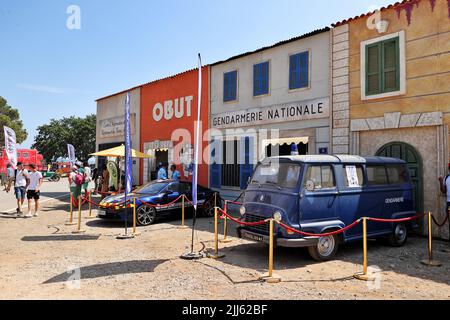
xmin=0 ymin=196 xmax=449 ymax=300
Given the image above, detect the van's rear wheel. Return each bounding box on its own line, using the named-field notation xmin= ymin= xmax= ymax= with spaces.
xmin=388 ymin=223 xmax=408 ymax=247
xmin=308 ymin=234 xmax=339 ymax=261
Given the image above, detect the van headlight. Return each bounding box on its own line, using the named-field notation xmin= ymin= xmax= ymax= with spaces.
xmin=273 ymin=211 xmax=282 ymax=223
xmin=239 ymin=206 xmax=246 ymax=216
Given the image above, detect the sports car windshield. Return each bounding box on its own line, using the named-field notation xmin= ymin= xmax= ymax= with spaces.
xmin=251 ymin=163 xmax=302 ymax=189
xmin=136 ymin=182 xmax=169 ymax=194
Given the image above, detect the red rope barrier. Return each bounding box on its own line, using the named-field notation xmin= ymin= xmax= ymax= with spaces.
xmin=218 ymin=208 xmax=268 ymax=227
xmin=367 ymin=213 xmax=426 ymax=223
xmin=226 ymin=200 xmax=243 ymax=206
xmin=278 ymin=220 xmax=361 ymax=237
xmin=431 ymin=212 xmax=450 ymax=228
xmin=139 ymin=195 xmax=183 ymax=208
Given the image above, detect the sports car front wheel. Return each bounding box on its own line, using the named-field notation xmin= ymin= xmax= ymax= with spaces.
xmin=136 ymin=205 xmax=157 ymax=226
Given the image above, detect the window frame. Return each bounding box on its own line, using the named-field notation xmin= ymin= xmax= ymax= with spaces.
xmin=360 ymin=31 xmax=406 ymax=100
xmin=366 ymin=165 xmax=389 ymax=187
xmin=288 ymin=49 xmax=311 ymax=91
xmin=303 ymin=164 xmax=337 ymax=191
xmin=223 ymin=69 xmax=239 ymax=103
xmin=253 ymin=60 xmax=271 ymax=97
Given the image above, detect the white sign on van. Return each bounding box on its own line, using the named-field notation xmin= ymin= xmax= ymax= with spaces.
xmin=346 ymin=165 xmax=360 ymax=188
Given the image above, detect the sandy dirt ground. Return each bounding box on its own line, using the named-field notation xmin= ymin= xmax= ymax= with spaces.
xmin=0 ymin=195 xmax=449 ymax=300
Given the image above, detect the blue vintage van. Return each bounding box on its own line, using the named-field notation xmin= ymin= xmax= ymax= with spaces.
xmin=236 ymin=155 xmax=416 ymax=261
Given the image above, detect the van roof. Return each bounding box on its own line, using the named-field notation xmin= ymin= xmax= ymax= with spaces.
xmin=267 ymin=155 xmax=406 ymax=164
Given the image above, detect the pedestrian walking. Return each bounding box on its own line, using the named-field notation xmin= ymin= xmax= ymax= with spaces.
xmin=100 ymin=164 xmax=109 ymax=198
xmin=170 ymin=164 xmax=181 ymax=181
xmin=14 ymin=162 xmax=29 ymax=216
xmin=3 ymin=163 xmax=14 ymax=193
xmin=25 ymin=164 xmax=43 ymax=218
xmin=439 ymin=163 xmax=450 ymax=217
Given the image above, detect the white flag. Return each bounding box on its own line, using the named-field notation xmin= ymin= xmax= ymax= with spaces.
xmin=3 ymin=126 xmax=18 ymax=168
xmin=67 ymin=144 xmax=76 ymax=165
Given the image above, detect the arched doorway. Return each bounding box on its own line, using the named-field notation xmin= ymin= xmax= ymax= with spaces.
xmin=376 ymin=142 xmax=424 ymax=214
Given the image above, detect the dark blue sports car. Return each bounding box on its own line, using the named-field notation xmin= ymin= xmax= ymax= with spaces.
xmin=97 ymin=180 xmax=219 ymax=226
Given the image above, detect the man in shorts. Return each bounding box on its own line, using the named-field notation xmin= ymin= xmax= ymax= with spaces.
xmin=14 ymin=162 xmax=29 ymax=216
xmin=3 ymin=163 xmax=14 ymax=193
xmin=26 ymin=164 xmax=43 ymax=217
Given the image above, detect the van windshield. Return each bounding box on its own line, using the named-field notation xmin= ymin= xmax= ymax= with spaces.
xmin=251 ymin=163 xmax=301 ymax=189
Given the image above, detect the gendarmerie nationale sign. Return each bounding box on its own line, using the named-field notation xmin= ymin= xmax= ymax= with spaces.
xmin=212 ymin=97 xmax=329 ymax=129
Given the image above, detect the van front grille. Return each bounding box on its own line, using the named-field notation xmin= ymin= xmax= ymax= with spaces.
xmin=244 ymin=213 xmax=270 ymax=235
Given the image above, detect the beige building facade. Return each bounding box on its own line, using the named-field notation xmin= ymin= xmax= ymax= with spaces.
xmin=331 ymin=0 xmax=450 ymax=239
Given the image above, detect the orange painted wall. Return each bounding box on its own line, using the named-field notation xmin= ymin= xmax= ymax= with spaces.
xmin=140 ymin=67 xmax=209 ymax=186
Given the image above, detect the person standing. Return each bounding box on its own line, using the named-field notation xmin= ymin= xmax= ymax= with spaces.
xmin=157 ymin=162 xmax=168 ymax=180
xmin=68 ymin=165 xmax=82 ymax=208
xmin=100 ymin=164 xmax=110 ymax=198
xmin=170 ymin=164 xmax=181 ymax=181
xmin=82 ymin=161 xmax=92 ymax=195
xmin=92 ymin=167 xmax=99 ymax=192
xmin=3 ymin=163 xmax=14 ymax=193
xmin=439 ymin=163 xmax=450 ymax=217
xmin=14 ymin=162 xmax=29 ymax=216
xmin=25 ymin=164 xmax=43 ymax=217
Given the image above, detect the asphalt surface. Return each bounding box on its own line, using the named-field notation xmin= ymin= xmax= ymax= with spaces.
xmin=0 ymin=179 xmax=77 ymax=214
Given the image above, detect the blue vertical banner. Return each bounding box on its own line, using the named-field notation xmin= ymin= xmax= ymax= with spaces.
xmin=124 ymin=92 xmax=133 ymax=195
xmin=192 ymin=54 xmax=202 ymax=210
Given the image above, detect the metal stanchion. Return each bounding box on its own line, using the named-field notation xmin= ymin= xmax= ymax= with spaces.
xmin=207 ymin=206 xmax=225 ymax=259
xmin=86 ymin=192 xmax=95 ymax=219
xmin=220 ymin=200 xmax=232 ymax=243
xmin=260 ymin=219 xmax=281 ymax=283
xmin=72 ymin=196 xmax=86 ymax=234
xmin=179 ymin=195 xmax=189 ymax=229
xmin=132 ymin=198 xmax=141 ymax=236
xmin=354 ymin=217 xmax=374 ymax=281
xmin=421 ymin=212 xmax=442 ymax=267
xmin=65 ymin=192 xmax=76 ymax=226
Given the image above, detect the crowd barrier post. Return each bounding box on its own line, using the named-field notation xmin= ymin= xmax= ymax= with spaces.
xmin=72 ymin=196 xmax=86 ymax=234
xmin=132 ymin=198 xmax=141 ymax=236
xmin=179 ymin=195 xmax=189 ymax=229
xmin=86 ymin=192 xmax=95 ymax=219
xmin=260 ymin=219 xmax=281 ymax=283
xmin=65 ymin=192 xmax=76 ymax=226
xmin=421 ymin=212 xmax=442 ymax=267
xmin=354 ymin=217 xmax=374 ymax=281
xmin=220 ymin=200 xmax=232 ymax=244
xmin=207 ymin=206 xmax=225 ymax=259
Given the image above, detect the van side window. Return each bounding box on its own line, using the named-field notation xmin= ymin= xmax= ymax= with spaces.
xmin=344 ymin=165 xmax=364 ymax=187
xmin=304 ymin=165 xmax=336 ymax=190
xmin=386 ymin=165 xmax=407 ymax=184
xmin=367 ymin=165 xmax=388 ymax=186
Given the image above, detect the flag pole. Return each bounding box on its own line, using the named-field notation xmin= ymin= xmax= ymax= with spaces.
xmin=181 ymin=53 xmax=203 ymax=260
xmin=117 ymin=93 xmax=134 ymax=240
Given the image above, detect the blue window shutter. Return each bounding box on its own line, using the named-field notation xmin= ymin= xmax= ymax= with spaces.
xmin=289 ymin=54 xmax=298 ymax=90
xmin=230 ymin=71 xmax=237 ymax=101
xmin=261 ymin=62 xmax=269 ymax=94
xmin=253 ymin=64 xmax=260 ymax=96
xmin=239 ymin=137 xmax=254 ymax=190
xmin=210 ymin=139 xmax=222 ymax=188
xmin=300 ymin=51 xmax=309 ymax=88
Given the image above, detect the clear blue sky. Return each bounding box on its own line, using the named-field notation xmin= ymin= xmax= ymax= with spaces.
xmin=0 ymin=0 xmax=393 ymax=148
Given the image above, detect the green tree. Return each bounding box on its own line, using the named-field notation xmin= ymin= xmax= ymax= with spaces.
xmin=0 ymin=96 xmax=28 ymax=147
xmin=32 ymin=115 xmax=96 ymax=163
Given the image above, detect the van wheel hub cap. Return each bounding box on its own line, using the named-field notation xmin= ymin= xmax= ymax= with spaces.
xmin=318 ymin=236 xmax=335 ymax=257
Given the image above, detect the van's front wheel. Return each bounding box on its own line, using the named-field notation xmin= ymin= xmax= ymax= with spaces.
xmin=308 ymin=234 xmax=339 ymax=261
xmin=388 ymin=223 xmax=408 ymax=247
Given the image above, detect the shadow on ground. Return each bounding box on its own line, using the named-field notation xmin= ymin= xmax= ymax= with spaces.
xmin=43 ymin=259 xmax=169 ymax=284
xmin=22 ymin=235 xmax=100 ymax=242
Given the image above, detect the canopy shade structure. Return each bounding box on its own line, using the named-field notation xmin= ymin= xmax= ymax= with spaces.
xmin=90 ymin=145 xmax=154 ymax=159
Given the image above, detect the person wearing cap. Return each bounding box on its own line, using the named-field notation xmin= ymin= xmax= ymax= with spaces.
xmin=14 ymin=162 xmax=29 ymax=216
xmin=439 ymin=163 xmax=450 ymax=216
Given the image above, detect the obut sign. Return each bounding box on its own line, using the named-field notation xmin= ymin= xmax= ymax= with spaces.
xmin=153 ymin=95 xmax=194 ymax=122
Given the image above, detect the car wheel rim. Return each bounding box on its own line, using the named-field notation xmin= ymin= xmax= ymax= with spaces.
xmin=317 ymin=236 xmax=335 ymax=257
xmin=137 ymin=206 xmax=155 ymax=226
xmin=395 ymin=224 xmax=407 ymax=242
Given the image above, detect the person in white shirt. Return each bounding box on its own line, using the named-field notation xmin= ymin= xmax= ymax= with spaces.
xmin=25 ymin=164 xmax=43 ymax=217
xmin=14 ymin=162 xmax=29 ymax=216
xmin=83 ymin=162 xmax=92 ymax=195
